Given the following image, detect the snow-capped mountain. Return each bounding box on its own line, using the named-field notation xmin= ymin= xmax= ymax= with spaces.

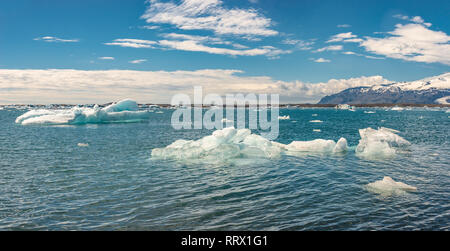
xmin=318 ymin=73 xmax=450 ymax=104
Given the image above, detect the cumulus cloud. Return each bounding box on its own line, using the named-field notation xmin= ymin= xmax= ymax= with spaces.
xmin=360 ymin=23 xmax=450 ymax=65
xmin=141 ymin=0 xmax=278 ymax=38
xmin=0 ymin=69 xmax=391 ymax=104
xmin=326 ymin=17 xmax=449 ymax=65
xmin=34 ymin=36 xmax=79 ymax=43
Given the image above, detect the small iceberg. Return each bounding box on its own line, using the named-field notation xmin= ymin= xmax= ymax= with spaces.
xmin=335 ymin=104 xmax=355 ymax=110
xmin=309 ymin=120 xmax=323 ymax=123
xmin=313 ymin=129 xmax=321 ymax=132
xmin=355 ymin=127 xmax=410 ymax=159
xmin=278 ymin=115 xmax=290 ymax=120
xmin=15 ymin=99 xmax=150 ymax=125
xmin=364 ymin=111 xmax=376 ymax=114
xmin=77 ymin=143 xmax=89 ymax=147
xmin=391 ymin=106 xmax=404 ymax=111
xmin=366 ymin=176 xmax=417 ymax=196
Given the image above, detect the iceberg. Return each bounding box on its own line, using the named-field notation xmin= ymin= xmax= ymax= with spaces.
xmin=355 ymin=127 xmax=410 ymax=159
xmin=278 ymin=115 xmax=290 ymax=120
xmin=391 ymin=106 xmax=404 ymax=111
xmin=15 ymin=99 xmax=150 ymax=125
xmin=309 ymin=120 xmax=323 ymax=123
xmin=151 ymin=127 xmax=349 ymax=164
xmin=366 ymin=176 xmax=417 ymax=196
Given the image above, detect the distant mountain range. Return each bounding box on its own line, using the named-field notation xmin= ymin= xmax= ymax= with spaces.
xmin=318 ymin=73 xmax=450 ymax=105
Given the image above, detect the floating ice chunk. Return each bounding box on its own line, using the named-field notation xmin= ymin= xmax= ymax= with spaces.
xmin=366 ymin=176 xmax=417 ymax=196
xmin=278 ymin=115 xmax=290 ymax=120
xmin=16 ymin=99 xmax=150 ymax=125
xmin=102 ymin=99 xmax=138 ymax=112
xmin=355 ymin=127 xmax=410 ymax=159
xmin=286 ymin=139 xmax=335 ymax=153
xmin=333 ymin=138 xmax=348 ymax=153
xmin=364 ymin=111 xmax=376 ymax=114
xmin=309 ymin=120 xmax=323 ymax=123
xmin=151 ymin=127 xmax=348 ymax=164
xmin=336 ymin=104 xmax=350 ymax=110
xmin=391 ymin=106 xmax=404 ymax=111
xmin=312 ymin=114 xmax=318 ymax=117
xmin=151 ymin=127 xmax=282 ymax=163
xmin=77 ymin=143 xmax=89 ymax=147
xmin=285 ymin=137 xmax=348 ymax=155
xmin=313 ymin=129 xmax=321 ymax=132
xmin=156 ymin=111 xmax=164 ymax=114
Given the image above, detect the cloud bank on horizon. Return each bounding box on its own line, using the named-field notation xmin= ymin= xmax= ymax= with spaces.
xmin=0 ymin=69 xmax=390 ymax=104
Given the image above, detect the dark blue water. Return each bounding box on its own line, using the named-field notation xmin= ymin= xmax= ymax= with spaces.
xmin=0 ymin=107 xmax=449 ymax=230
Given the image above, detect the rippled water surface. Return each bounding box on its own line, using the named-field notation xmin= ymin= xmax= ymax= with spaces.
xmin=0 ymin=107 xmax=449 ymax=230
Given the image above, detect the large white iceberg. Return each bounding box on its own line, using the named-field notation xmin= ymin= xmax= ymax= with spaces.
xmin=366 ymin=176 xmax=417 ymax=196
xmin=355 ymin=127 xmax=410 ymax=159
xmin=151 ymin=127 xmax=348 ymax=164
xmin=15 ymin=99 xmax=150 ymax=125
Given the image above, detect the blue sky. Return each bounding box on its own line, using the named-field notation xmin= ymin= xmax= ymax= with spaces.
xmin=0 ymin=0 xmax=449 ymax=104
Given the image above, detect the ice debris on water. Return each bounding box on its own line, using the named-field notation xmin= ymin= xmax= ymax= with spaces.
xmin=15 ymin=99 xmax=150 ymax=125
xmin=366 ymin=176 xmax=417 ymax=196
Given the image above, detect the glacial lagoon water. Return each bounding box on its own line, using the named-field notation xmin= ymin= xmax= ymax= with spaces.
xmin=0 ymin=105 xmax=449 ymax=230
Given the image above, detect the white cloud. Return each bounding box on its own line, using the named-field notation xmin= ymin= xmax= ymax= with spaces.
xmin=342 ymin=51 xmax=384 ymax=60
xmin=282 ymin=39 xmax=314 ymax=50
xmin=0 ymin=69 xmax=391 ymax=104
xmin=129 ymin=59 xmax=147 ymax=64
xmin=140 ymin=25 xmax=160 ymax=30
xmin=393 ymin=14 xmax=431 ymax=27
xmin=314 ymin=45 xmax=343 ymax=53
xmin=104 ymin=39 xmax=157 ymax=48
xmin=326 ymin=32 xmax=357 ymax=43
xmin=337 ymin=24 xmax=351 ymax=28
xmin=99 ymin=57 xmax=115 ymax=60
xmin=313 ymin=58 xmax=331 ymax=63
xmin=158 ymin=39 xmax=289 ymax=57
xmin=34 ymin=36 xmax=79 ymax=43
xmin=141 ymin=0 xmax=278 ymax=38
xmin=106 ymin=34 xmax=290 ymax=58
xmin=360 ymin=23 xmax=450 ymax=65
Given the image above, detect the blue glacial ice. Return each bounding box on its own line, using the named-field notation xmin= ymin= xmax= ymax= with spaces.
xmin=15 ymin=99 xmax=150 ymax=125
